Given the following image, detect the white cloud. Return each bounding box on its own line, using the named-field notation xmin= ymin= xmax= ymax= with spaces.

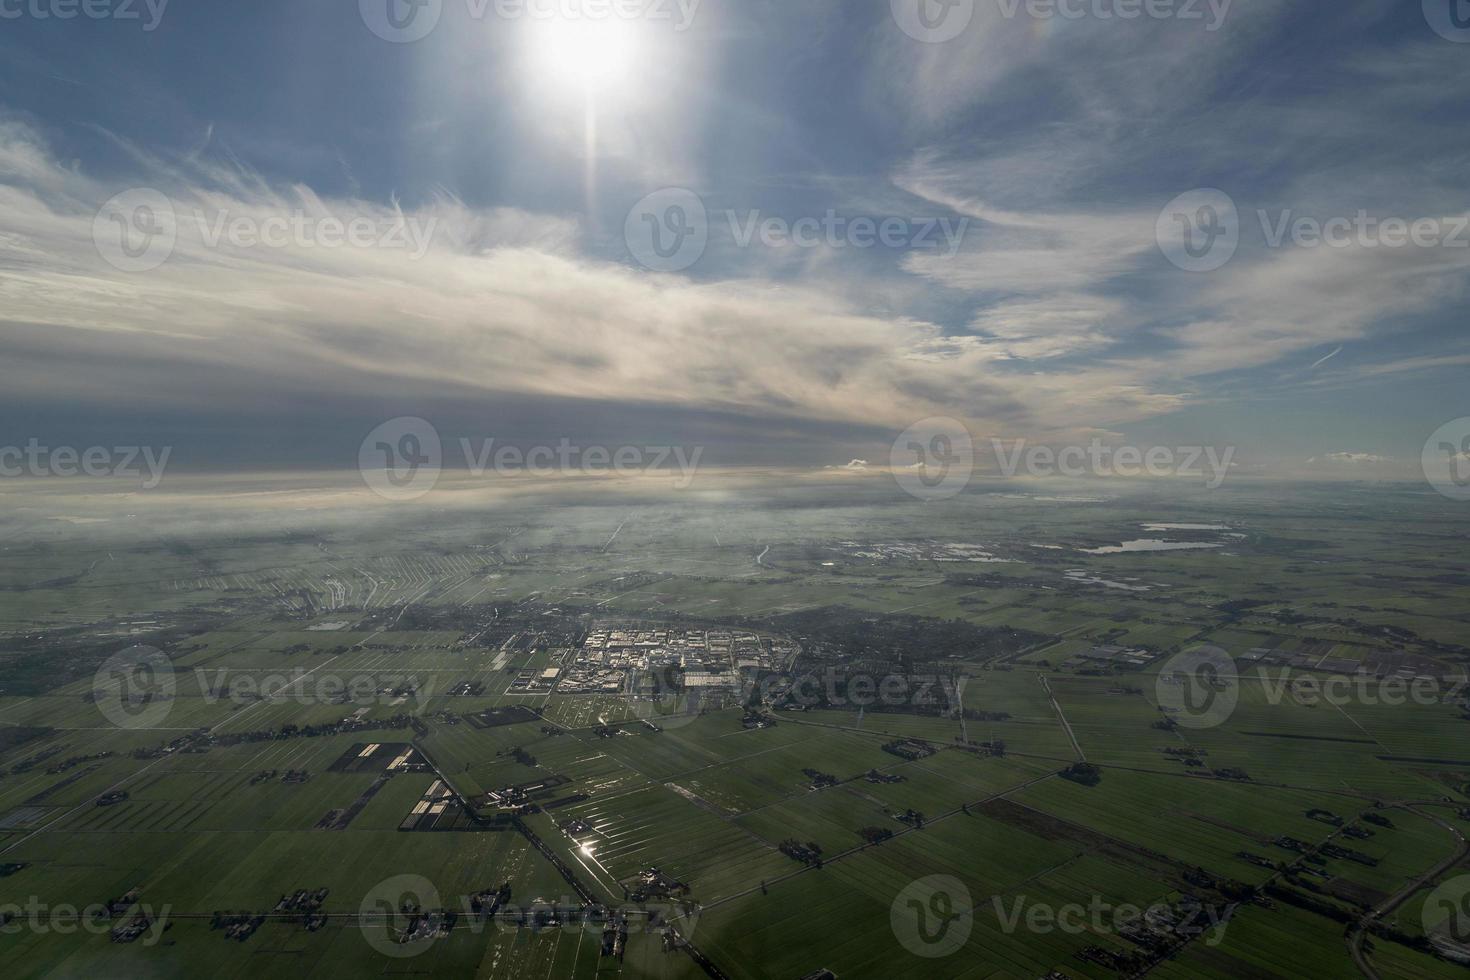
xmin=1308 ymin=452 xmax=1391 ymax=465
xmin=0 ymin=120 xmax=1176 ymax=443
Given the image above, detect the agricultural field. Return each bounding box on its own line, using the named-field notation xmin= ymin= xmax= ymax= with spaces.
xmin=0 ymin=479 xmax=1467 ymax=977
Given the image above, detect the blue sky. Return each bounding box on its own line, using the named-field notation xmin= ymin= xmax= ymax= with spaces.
xmin=0 ymin=0 xmax=1466 ymax=478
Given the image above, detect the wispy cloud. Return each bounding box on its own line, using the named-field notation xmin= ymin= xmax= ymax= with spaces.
xmin=1307 ymin=346 xmax=1343 ymax=370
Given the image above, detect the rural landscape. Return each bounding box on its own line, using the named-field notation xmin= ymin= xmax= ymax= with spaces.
xmin=4 ymin=0 xmax=1469 ymax=976
xmin=1 ymin=473 xmax=1468 ymax=978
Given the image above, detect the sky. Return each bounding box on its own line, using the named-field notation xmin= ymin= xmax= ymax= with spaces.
xmin=0 ymin=0 xmax=1467 ymax=482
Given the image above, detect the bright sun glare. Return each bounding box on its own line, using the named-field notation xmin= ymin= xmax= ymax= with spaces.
xmin=534 ymin=20 xmax=639 ymax=95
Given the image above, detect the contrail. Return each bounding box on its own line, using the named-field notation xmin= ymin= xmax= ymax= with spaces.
xmin=1308 ymin=346 xmax=1343 ymax=370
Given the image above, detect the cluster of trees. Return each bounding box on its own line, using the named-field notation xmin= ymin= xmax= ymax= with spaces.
xmin=1061 ymin=762 xmax=1101 ymax=786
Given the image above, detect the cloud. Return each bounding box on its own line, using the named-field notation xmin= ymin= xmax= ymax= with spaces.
xmin=0 ymin=117 xmax=1222 ymax=455
xmin=879 ymin=12 xmax=1470 ymax=447
xmin=5 ymin=3 xmax=1469 ymax=474
xmin=1307 ymin=346 xmax=1342 ymax=370
xmin=1308 ymin=452 xmax=1392 ymax=465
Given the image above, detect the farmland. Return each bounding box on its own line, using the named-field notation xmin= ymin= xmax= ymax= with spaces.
xmin=0 ymin=476 xmax=1467 ymax=977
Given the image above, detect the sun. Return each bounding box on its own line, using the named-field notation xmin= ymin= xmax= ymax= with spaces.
xmin=531 ymin=19 xmax=639 ymax=96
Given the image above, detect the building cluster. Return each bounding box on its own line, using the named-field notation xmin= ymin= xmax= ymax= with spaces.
xmin=622 ymin=867 xmax=690 ymax=902
xmin=508 ymin=665 xmax=562 ymax=693
xmin=557 ymin=625 xmax=784 ymax=695
xmin=400 ymin=779 xmax=458 ymax=831
xmin=835 ymin=540 xmax=1011 ymax=563
xmin=1061 ymin=644 xmax=1158 ymax=671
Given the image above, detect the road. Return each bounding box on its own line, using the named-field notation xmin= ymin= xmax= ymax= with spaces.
xmin=1040 ymin=674 xmax=1086 ymax=762
xmin=1347 ymin=803 xmax=1470 ymax=979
